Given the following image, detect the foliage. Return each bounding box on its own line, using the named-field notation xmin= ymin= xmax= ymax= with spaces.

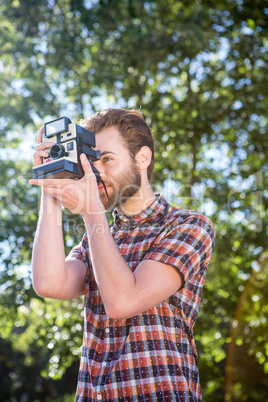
xmin=0 ymin=0 xmax=268 ymax=400
xmin=225 ymin=251 xmax=268 ymax=401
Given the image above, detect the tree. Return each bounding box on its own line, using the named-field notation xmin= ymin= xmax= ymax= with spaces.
xmin=225 ymin=250 xmax=268 ymax=401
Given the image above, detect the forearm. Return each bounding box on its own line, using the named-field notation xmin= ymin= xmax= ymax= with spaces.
xmin=84 ymin=213 xmax=136 ymax=318
xmin=31 ymin=191 xmax=67 ymax=297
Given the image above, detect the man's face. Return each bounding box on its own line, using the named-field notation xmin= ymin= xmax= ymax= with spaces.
xmin=92 ymin=127 xmax=141 ymax=211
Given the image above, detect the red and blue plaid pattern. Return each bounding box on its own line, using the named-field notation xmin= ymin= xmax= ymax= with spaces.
xmin=69 ymin=195 xmax=215 ymax=401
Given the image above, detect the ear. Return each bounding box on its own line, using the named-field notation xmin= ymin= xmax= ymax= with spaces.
xmin=135 ymin=146 xmax=152 ymax=171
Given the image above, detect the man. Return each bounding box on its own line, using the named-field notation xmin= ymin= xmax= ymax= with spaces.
xmin=30 ymin=109 xmax=215 ymax=401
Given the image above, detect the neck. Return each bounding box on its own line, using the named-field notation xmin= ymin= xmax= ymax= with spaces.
xmin=117 ymin=184 xmax=156 ymax=216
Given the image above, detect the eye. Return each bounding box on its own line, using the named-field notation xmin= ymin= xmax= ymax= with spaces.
xmin=102 ymin=156 xmax=112 ymax=163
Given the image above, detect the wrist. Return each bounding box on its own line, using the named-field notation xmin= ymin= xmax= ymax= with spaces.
xmin=40 ymin=191 xmax=62 ymax=220
xmin=81 ymin=193 xmax=106 ymax=219
xmin=83 ymin=211 xmax=111 ymax=241
xmin=83 ymin=208 xmax=106 ymax=224
xmin=84 ymin=207 xmax=106 ymax=220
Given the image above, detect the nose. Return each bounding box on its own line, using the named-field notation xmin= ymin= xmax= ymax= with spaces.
xmin=92 ymin=158 xmax=101 ymax=169
xmin=91 ymin=159 xmax=104 ymax=176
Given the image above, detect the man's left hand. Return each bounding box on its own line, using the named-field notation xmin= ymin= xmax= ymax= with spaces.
xmin=29 ymin=154 xmax=104 ymax=216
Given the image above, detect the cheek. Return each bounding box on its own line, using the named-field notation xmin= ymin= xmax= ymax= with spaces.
xmin=104 ymin=162 xmax=124 ymax=176
xmin=98 ymin=165 xmax=119 ymax=187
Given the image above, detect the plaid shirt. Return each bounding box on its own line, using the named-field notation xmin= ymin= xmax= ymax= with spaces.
xmin=69 ymin=194 xmax=215 ymax=401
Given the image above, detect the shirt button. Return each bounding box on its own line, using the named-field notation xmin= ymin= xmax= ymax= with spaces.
xmin=105 ymin=327 xmax=110 ymax=334
xmin=97 ymin=393 xmax=102 ymax=400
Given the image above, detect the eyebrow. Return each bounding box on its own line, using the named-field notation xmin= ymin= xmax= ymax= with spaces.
xmin=100 ymin=151 xmax=117 ymax=156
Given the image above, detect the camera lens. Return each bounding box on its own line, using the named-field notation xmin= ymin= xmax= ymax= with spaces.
xmin=50 ymin=144 xmax=65 ymax=160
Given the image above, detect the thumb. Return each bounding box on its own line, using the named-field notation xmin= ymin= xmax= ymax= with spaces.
xmin=80 ymin=154 xmax=100 ymax=182
xmin=80 ymin=154 xmax=93 ymax=175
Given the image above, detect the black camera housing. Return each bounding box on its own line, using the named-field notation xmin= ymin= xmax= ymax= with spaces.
xmin=32 ymin=117 xmax=101 ymax=181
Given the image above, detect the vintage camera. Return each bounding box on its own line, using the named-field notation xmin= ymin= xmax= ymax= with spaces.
xmin=32 ymin=116 xmax=101 ymax=181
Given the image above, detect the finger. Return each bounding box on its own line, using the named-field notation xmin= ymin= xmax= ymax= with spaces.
xmin=33 ymin=152 xmax=50 ymax=167
xmin=33 ymin=150 xmax=50 ymax=162
xmin=80 ymin=154 xmax=94 ymax=175
xmin=37 ymin=126 xmax=45 ymax=144
xmin=29 ymin=178 xmax=49 ymax=187
xmin=34 ymin=141 xmax=55 ymax=152
xmin=29 ymin=178 xmax=68 ymax=187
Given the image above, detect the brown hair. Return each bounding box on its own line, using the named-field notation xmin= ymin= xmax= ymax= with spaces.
xmin=80 ymin=108 xmax=154 ymax=181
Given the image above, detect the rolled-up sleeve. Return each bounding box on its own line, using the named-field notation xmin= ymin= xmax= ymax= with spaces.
xmin=144 ymin=214 xmax=215 ymax=284
xmin=67 ymin=233 xmax=90 ymax=268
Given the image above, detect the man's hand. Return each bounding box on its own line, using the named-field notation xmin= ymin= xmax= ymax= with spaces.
xmin=29 ymin=154 xmax=104 ymax=216
xmin=33 ymin=126 xmax=55 ymax=167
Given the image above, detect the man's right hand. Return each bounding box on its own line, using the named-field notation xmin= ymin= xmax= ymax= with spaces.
xmin=33 ymin=126 xmax=55 ymax=167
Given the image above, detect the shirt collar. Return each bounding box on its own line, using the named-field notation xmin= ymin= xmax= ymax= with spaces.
xmin=112 ymin=194 xmax=169 ymax=230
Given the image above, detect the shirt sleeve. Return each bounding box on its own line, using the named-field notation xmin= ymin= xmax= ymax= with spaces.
xmin=143 ymin=213 xmax=215 ymax=284
xmin=67 ymin=232 xmax=90 ymax=268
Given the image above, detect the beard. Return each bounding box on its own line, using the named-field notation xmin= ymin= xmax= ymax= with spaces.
xmin=99 ymin=160 xmax=141 ymax=211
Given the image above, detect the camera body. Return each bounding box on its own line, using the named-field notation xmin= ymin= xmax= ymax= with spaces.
xmin=32 ymin=117 xmax=101 ymax=181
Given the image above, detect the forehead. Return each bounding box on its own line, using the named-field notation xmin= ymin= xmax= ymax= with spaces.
xmin=95 ymin=126 xmax=127 ymax=152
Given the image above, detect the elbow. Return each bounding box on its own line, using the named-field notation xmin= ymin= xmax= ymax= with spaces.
xmin=31 ymin=271 xmax=53 ymax=299
xmin=104 ymin=299 xmax=135 ymax=320
xmin=32 ymin=279 xmax=50 ymax=298
xmin=105 ymin=309 xmax=130 ymax=321
xmin=31 ymin=263 xmax=49 ymax=298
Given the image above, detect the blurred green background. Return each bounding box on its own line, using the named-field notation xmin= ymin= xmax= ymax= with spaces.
xmin=0 ymin=0 xmax=268 ymax=400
